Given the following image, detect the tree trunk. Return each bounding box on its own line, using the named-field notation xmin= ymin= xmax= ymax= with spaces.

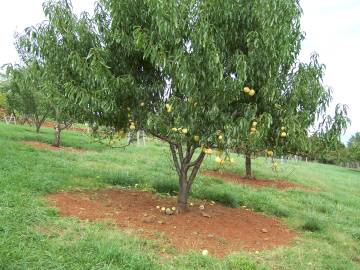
xmin=177 ymin=172 xmax=188 ymax=213
xmin=245 ymin=154 xmax=252 ymax=178
xmin=34 ymin=113 xmax=48 ymax=133
xmin=168 ymin=142 xmax=206 ymax=213
xmin=53 ymin=125 xmax=61 ymax=147
xmin=35 ymin=123 xmax=41 ymax=133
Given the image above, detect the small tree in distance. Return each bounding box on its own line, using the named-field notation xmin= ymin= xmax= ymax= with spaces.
xmin=6 ymin=63 xmax=51 ymax=133
xmin=16 ymin=0 xmax=97 ymax=146
xmin=347 ymin=135 xmax=360 ymax=163
xmin=305 ymin=105 xmax=350 ymax=164
xmin=0 ymin=74 xmax=10 ymax=114
xmin=229 ymin=54 xmax=349 ymax=178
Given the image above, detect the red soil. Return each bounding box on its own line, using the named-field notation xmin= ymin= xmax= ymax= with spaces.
xmin=21 ymin=141 xmax=85 ymax=153
xmin=47 ymin=188 xmax=297 ymax=257
xmin=203 ymin=170 xmax=304 ymax=190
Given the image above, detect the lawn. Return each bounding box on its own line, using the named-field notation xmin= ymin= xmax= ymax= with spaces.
xmin=0 ymin=122 xmax=359 ymax=269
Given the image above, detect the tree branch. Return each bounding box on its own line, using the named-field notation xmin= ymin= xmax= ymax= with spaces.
xmin=187 ymin=149 xmax=204 ymax=168
xmin=40 ymin=111 xmax=50 ymax=125
xmin=184 ymin=142 xmax=195 ymax=164
xmin=95 ymin=138 xmax=132 ymax=149
xmin=170 ymin=144 xmax=181 ymax=176
xmin=186 ymin=152 xmax=206 ymax=193
xmin=35 ymin=111 xmax=49 ymax=129
xmin=177 ymin=144 xmax=184 ymax=164
xmin=63 ymin=120 xmax=73 ymax=130
xmin=147 ymin=130 xmax=178 ymax=146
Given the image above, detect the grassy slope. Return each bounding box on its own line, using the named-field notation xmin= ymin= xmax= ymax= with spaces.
xmin=0 ymin=122 xmax=359 ymax=270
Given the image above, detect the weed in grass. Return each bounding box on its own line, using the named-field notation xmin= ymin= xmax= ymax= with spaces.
xmin=167 ymin=252 xmax=264 ymax=270
xmin=193 ymin=186 xmax=241 ymax=208
xmin=225 ymin=255 xmax=267 ymax=270
xmin=266 ymin=204 xmax=291 ymax=218
xmin=102 ymin=171 xmax=141 ymax=187
xmin=301 ymin=216 xmax=325 ymax=232
xmin=151 ymin=178 xmax=178 ymax=194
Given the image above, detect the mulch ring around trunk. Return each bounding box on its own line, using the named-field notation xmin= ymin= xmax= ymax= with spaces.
xmin=203 ymin=170 xmax=305 ymax=190
xmin=20 ymin=141 xmax=85 ymax=153
xmin=47 ymin=188 xmax=298 ymax=257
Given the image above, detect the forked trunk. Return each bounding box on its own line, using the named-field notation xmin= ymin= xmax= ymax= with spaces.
xmin=245 ymin=154 xmax=252 ymax=178
xmin=53 ymin=125 xmax=61 ymax=147
xmin=34 ymin=114 xmax=48 ymax=133
xmin=168 ymin=143 xmax=206 ymax=213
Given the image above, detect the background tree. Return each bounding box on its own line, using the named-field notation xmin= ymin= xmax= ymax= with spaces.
xmin=16 ymin=0 xmax=96 ymax=146
xmin=348 ymin=132 xmax=360 ymax=148
xmin=0 ymin=75 xmax=9 ymax=114
xmin=348 ymin=145 xmax=360 ymax=164
xmin=346 ymin=132 xmax=360 ymax=163
xmin=0 ymin=91 xmax=6 ymax=111
xmin=6 ymin=63 xmax=51 ymax=132
xmin=225 ymin=5 xmax=349 ymax=178
xmin=223 ymin=0 xmax=305 ymax=178
xmin=280 ymin=101 xmax=349 ymax=167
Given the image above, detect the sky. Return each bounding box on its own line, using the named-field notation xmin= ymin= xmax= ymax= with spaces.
xmin=0 ymin=0 xmax=359 ymax=143
xmin=299 ymin=0 xmax=360 ymax=143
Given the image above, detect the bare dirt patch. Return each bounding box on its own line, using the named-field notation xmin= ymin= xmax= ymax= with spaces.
xmin=203 ymin=170 xmax=305 ymax=190
xmin=47 ymin=188 xmax=297 ymax=257
xmin=21 ymin=141 xmax=85 ymax=153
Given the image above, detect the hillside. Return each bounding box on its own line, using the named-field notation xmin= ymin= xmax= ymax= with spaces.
xmin=0 ymin=123 xmax=359 ymax=269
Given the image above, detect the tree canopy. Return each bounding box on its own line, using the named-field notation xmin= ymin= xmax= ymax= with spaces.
xmin=5 ymin=62 xmax=51 ymax=132
xmin=13 ymin=0 xmax=96 ymax=144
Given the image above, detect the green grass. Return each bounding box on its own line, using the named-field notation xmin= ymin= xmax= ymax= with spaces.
xmin=0 ymin=122 xmax=359 ymax=269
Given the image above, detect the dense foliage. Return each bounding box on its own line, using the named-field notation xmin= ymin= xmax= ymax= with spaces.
xmin=5 ymin=63 xmax=51 ymax=132
xmin=0 ymin=76 xmax=9 ymax=110
xmin=11 ymin=1 xmax=95 ymax=145
xmin=0 ymin=91 xmax=7 ymax=110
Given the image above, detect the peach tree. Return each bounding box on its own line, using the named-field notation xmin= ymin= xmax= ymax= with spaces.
xmin=223 ymin=3 xmax=349 ymax=178
xmin=230 ymin=55 xmax=348 ymax=178
xmin=41 ymin=0 xmax=348 ymax=211
xmin=5 ymin=63 xmax=51 ymax=132
xmin=66 ymin=0 xmax=262 ymax=212
xmin=14 ymin=0 xmax=97 ymax=146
